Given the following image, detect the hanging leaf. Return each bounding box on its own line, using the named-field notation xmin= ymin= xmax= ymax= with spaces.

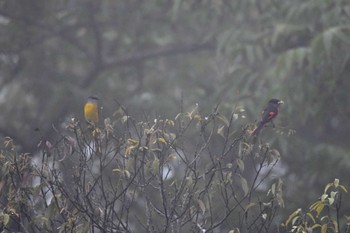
xmin=285 ymin=208 xmax=301 ymax=226
xmin=216 ymin=114 xmax=229 ymax=127
xmin=236 ymin=158 xmax=244 ymax=172
xmin=217 ymin=125 xmax=225 ymax=138
xmin=245 ymin=202 xmax=256 ymax=213
xmin=152 ymin=158 xmax=160 ymax=174
xmin=339 ymin=185 xmax=348 ymax=193
xmin=197 ymin=199 xmax=206 ymax=215
xmin=333 ymin=178 xmax=339 ymax=187
xmin=127 ymin=139 xmax=139 ymax=147
xmin=307 ymin=212 xmax=316 ymax=224
xmin=239 ymin=175 xmax=249 ymax=196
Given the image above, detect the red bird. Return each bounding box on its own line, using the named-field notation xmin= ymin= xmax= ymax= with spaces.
xmin=252 ymin=99 xmax=284 ymax=136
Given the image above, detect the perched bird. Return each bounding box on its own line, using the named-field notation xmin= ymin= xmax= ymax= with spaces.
xmin=84 ymin=96 xmax=99 ymax=124
xmin=252 ymin=99 xmax=283 ymax=136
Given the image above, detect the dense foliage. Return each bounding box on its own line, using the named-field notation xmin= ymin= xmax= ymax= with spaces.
xmin=0 ymin=107 xmax=286 ymax=232
xmin=1 ymin=0 xmax=350 ymax=232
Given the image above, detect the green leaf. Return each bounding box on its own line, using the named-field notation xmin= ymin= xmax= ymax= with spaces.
xmin=216 ymin=114 xmax=229 ymax=127
xmin=315 ymin=203 xmax=324 ymax=217
xmin=245 ymin=202 xmax=256 ymax=212
xmin=0 ymin=213 xmax=10 ymax=226
xmin=239 ymin=175 xmax=249 ymax=196
xmin=291 ymin=216 xmax=300 ymax=225
xmin=285 ymin=208 xmax=301 ymax=226
xmin=152 ymin=158 xmax=160 ymax=174
xmin=333 ymin=178 xmax=339 ymax=187
xmin=236 ymin=158 xmax=244 ymax=172
xmin=324 ymin=182 xmax=333 ymax=193
xmin=330 ymin=191 xmax=337 ymax=199
xmin=307 ymin=212 xmax=316 ymax=224
xmin=311 ymin=223 xmax=322 ymax=229
xmin=339 ymin=185 xmax=348 ymax=193
xmin=271 ymin=183 xmax=276 ymax=196
xmin=217 ymin=125 xmax=225 ymax=138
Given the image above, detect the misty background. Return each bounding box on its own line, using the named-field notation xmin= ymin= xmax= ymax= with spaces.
xmin=1 ymin=0 xmax=350 ymax=220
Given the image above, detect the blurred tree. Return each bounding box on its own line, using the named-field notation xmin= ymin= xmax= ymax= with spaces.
xmin=0 ymin=0 xmax=350 ymax=225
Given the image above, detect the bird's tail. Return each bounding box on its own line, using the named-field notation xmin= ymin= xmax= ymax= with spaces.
xmin=251 ymin=123 xmax=263 ymax=136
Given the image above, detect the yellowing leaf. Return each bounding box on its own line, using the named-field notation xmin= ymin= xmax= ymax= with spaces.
xmin=321 ymin=224 xmax=327 ymax=233
xmin=285 ymin=208 xmax=301 ymax=226
xmin=339 ymin=185 xmax=348 ymax=193
xmin=315 ymin=203 xmax=324 ymax=217
xmin=127 ymin=139 xmax=139 ymax=146
xmin=311 ymin=223 xmax=321 ymax=229
xmin=193 ymin=114 xmax=201 ymax=121
xmin=157 ymin=137 xmax=167 ymax=144
xmin=307 ymin=212 xmax=316 ymax=224
xmin=310 ymin=200 xmax=322 ymax=210
xmin=125 ymin=146 xmax=134 ymax=156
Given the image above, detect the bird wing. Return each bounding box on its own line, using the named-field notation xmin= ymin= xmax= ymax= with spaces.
xmin=260 ymin=105 xmax=278 ymax=124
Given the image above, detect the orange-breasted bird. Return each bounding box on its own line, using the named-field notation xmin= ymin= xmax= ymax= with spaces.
xmin=84 ymin=96 xmax=99 ymax=124
xmin=252 ymin=99 xmax=284 ymax=136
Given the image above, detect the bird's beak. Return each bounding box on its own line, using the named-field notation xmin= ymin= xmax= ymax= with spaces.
xmin=278 ymin=100 xmax=284 ymax=105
